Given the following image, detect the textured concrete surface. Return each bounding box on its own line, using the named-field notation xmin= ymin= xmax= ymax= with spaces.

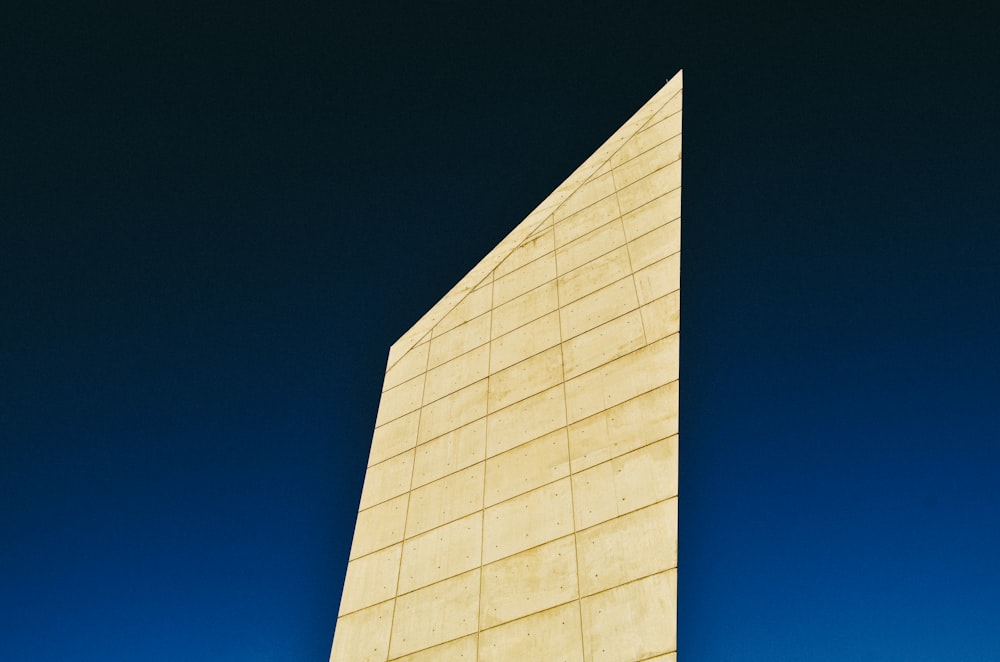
xmin=331 ymin=70 xmax=682 ymax=661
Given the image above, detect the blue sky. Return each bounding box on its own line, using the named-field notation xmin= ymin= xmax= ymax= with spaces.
xmin=2 ymin=1 xmax=998 ymax=659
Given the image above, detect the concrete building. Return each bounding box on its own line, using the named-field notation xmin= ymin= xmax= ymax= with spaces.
xmin=331 ymin=71 xmax=682 ymax=662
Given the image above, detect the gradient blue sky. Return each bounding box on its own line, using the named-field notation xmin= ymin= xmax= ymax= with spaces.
xmin=2 ymin=1 xmax=998 ymax=660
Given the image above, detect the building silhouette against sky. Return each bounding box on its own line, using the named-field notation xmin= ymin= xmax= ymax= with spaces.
xmin=331 ymin=71 xmax=683 ymax=661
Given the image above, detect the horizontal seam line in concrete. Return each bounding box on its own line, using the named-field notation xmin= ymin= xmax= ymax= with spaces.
xmin=384 ymin=632 xmax=477 ymax=660
xmin=551 ymin=191 xmax=621 ymax=248
xmin=617 ymin=161 xmax=683 ymax=214
xmin=633 ymin=105 xmax=682 ymax=139
xmin=430 ymin=288 xmax=493 ymax=339
xmin=351 ymin=430 xmax=679 ymax=544
xmin=522 ymin=214 xmax=554 ymax=241
xmin=480 ymin=563 xmax=680 ymax=630
xmin=492 ymin=259 xmax=558 ymax=308
xmin=549 ymin=143 xmax=681 ymax=248
xmin=556 ymin=239 xmax=673 ymax=305
xmin=563 ymin=335 xmax=679 ymax=421
xmin=619 ymin=182 xmax=682 ymax=219
xmin=376 ymin=556 xmax=678 ymax=644
xmin=377 ymin=249 xmax=680 ymax=409
xmin=365 ymin=361 xmax=679 ymax=475
xmin=554 ymin=211 xmax=679 ymax=279
xmin=625 ymin=212 xmax=681 ymax=247
xmin=610 ymin=128 xmax=682 ymax=172
xmin=338 ymin=492 xmax=679 ymax=624
xmin=611 ymin=143 xmax=683 ymax=191
xmin=483 ymin=320 xmax=679 ymax=418
xmin=425 ymin=313 xmax=492 ymax=370
xmin=479 ymin=594 xmax=582 ymax=637
xmin=493 ymin=232 xmax=557 ymax=279
xmin=555 ymin=213 xmax=629 ymax=260
xmin=353 ymin=435 xmax=679 ymax=560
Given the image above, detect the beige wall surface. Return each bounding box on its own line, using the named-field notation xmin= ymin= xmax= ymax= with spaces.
xmin=331 ymin=71 xmax=682 ymax=662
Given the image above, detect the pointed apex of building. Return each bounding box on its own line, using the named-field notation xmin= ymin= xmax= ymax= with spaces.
xmin=385 ymin=72 xmax=683 ymax=372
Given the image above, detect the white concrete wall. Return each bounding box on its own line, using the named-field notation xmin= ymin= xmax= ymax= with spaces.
xmin=332 ymin=71 xmax=682 ymax=662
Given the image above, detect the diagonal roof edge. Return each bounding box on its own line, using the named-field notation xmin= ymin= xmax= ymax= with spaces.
xmin=385 ymin=70 xmax=683 ymax=371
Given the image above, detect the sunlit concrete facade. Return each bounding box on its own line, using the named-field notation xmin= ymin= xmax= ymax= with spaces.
xmin=331 ymin=71 xmax=682 ymax=662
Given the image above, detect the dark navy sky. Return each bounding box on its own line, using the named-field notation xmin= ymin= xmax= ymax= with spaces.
xmin=2 ymin=2 xmax=998 ymax=660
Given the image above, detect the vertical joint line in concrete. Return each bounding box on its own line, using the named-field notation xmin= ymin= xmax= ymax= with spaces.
xmin=552 ymin=239 xmax=588 ymax=651
xmin=474 ymin=270 xmax=495 ymax=660
xmin=384 ymin=327 xmax=433 ymax=660
xmin=614 ymin=168 xmax=649 ymax=348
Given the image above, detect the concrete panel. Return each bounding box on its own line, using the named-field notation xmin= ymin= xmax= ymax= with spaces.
xmin=557 ymin=245 xmax=632 ymax=305
xmin=389 ymin=569 xmax=480 ymax=659
xmin=417 ymin=378 xmax=488 ymax=444
xmin=474 ymin=270 xmax=493 ymax=289
xmin=493 ymin=253 xmax=556 ymax=307
xmin=576 ymin=499 xmax=678 ymax=596
xmin=484 ymin=427 xmax=570 ymax=507
xmin=553 ymin=170 xmax=617 ymax=222
xmin=555 ymin=218 xmax=627 ymax=275
xmin=617 ymin=159 xmax=682 ymax=215
xmin=375 ymin=373 xmax=424 ymax=427
xmin=405 ymin=462 xmax=484 ymax=538
xmin=580 ymin=570 xmax=677 ymax=662
xmin=338 ymin=544 xmax=401 ymax=616
xmin=411 ymin=417 xmax=485 ymax=488
xmin=587 ymin=159 xmax=612 ymax=179
xmin=649 ymin=92 xmax=684 ymax=131
xmin=383 ymin=341 xmax=429 ymax=391
xmin=487 ymin=345 xmax=563 ymax=413
xmin=568 ymin=382 xmax=679 ymax=473
xmin=329 ymin=598 xmax=394 ymax=662
xmin=433 ymin=282 xmax=493 ymax=336
xmin=564 ymin=334 xmax=679 ymax=423
xmin=553 ymin=193 xmax=621 ymax=249
xmin=611 ymin=116 xmax=682 ymax=167
xmin=559 ymin=275 xmax=639 ymax=340
xmin=525 ymin=210 xmax=554 ymax=234
xmin=390 ymin=634 xmax=477 ymax=662
xmin=423 ymin=343 xmax=490 ymax=405
xmin=628 ymin=217 xmax=680 ymax=271
xmin=399 ymin=512 xmax=482 ymax=594
xmin=648 ymin=89 xmax=682 ymax=124
xmin=571 ymin=438 xmax=678 ymax=530
xmin=562 ymin=309 xmax=645 ymax=380
xmin=612 ymin=135 xmax=682 ymax=189
xmin=350 ymin=493 xmax=408 ymax=560
xmin=483 ymin=477 xmax=573 ymax=564
xmin=480 ymin=535 xmax=579 ymax=628
xmin=621 ymin=187 xmax=681 ymax=242
xmin=495 ymin=226 xmax=555 ymax=278
xmin=634 ymin=253 xmax=680 ymax=306
xmin=369 ymin=410 xmax=419 ymax=466
xmin=490 ymin=310 xmax=560 ymax=374
xmin=645 ymin=107 xmax=682 ymax=144
xmin=479 ymin=601 xmax=583 ymax=662
xmin=491 ymin=280 xmax=559 ymax=338
xmin=485 ymin=384 xmax=566 ymax=457
xmin=427 ymin=311 xmax=491 ymax=369
xmin=640 ymin=290 xmax=680 ymax=343
xmin=359 ymin=450 xmax=414 ymax=510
